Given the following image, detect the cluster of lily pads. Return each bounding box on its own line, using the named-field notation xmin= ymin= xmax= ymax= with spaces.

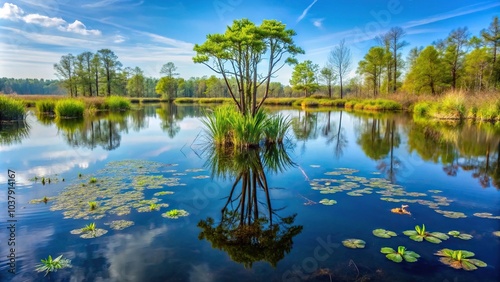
xmin=341 ymin=224 xmax=487 ymax=270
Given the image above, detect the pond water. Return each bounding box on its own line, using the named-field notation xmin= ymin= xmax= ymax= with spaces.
xmin=0 ymin=104 xmax=499 ymax=282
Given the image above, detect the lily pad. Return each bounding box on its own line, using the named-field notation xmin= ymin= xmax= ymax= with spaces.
xmin=70 ymin=228 xmax=107 ymax=239
xmin=373 ymin=229 xmax=397 ymax=238
xmin=106 ymin=220 xmax=134 ymax=230
xmin=435 ymin=210 xmax=467 ymax=219
xmin=346 ymin=191 xmax=363 ymax=197
xmin=435 ymin=248 xmax=487 ymax=271
xmin=403 ymin=224 xmax=449 ymax=243
xmin=319 ymin=198 xmax=337 ymax=205
xmin=342 ymin=239 xmax=365 ymax=249
xmin=473 ymin=212 xmax=500 ymax=219
xmin=428 ymin=190 xmax=442 ymax=193
xmin=448 ymin=231 xmax=473 ymax=240
xmin=381 ymin=246 xmax=420 ymax=263
xmin=153 ymin=191 xmax=174 ymax=196
xmin=162 ymin=209 xmax=189 ymax=219
xmin=493 ymin=231 xmax=500 ymax=237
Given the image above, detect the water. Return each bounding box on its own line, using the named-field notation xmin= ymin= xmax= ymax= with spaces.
xmin=0 ymin=104 xmax=499 ymax=282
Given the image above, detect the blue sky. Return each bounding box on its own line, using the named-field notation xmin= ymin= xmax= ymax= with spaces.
xmin=0 ymin=0 xmax=499 ymax=85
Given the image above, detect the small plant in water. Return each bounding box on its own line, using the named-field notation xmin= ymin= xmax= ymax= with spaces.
xmin=342 ymin=239 xmax=366 ymax=249
xmin=162 ymin=209 xmax=189 ymax=219
xmin=448 ymin=230 xmax=473 ymax=240
xmin=82 ymin=222 xmax=96 ymax=233
xmin=43 ymin=196 xmax=49 ymax=204
xmin=381 ymin=246 xmax=420 ymax=263
xmin=88 ymin=201 xmax=98 ymax=210
xmin=89 ymin=177 xmax=97 ymax=184
xmin=78 ymin=173 xmax=83 ymax=178
xmin=403 ymin=224 xmax=449 ymax=243
xmin=434 ymin=249 xmax=487 ymax=271
xmin=372 ymin=228 xmax=397 ymax=238
xmin=35 ymin=255 xmax=72 ymax=276
xmin=149 ymin=203 xmax=160 ymax=211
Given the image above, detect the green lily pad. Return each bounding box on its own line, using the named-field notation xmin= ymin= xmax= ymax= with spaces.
xmin=473 ymin=212 xmax=500 ymax=219
xmin=448 ymin=231 xmax=473 ymax=240
xmin=435 ymin=210 xmax=467 ymax=218
xmin=386 ymin=253 xmax=403 ymax=263
xmin=493 ymin=231 xmax=500 ymax=237
xmin=346 ymin=191 xmax=363 ymax=196
xmin=162 ymin=209 xmax=189 ymax=219
xmin=342 ymin=239 xmax=365 ymax=249
xmin=106 ymin=220 xmax=134 ymax=230
xmin=153 ymin=191 xmax=174 ymax=196
xmin=319 ymin=199 xmax=337 ymax=205
xmin=381 ymin=246 xmax=419 ymax=263
xmin=435 ymin=248 xmax=487 ymax=271
xmin=373 ymin=229 xmax=397 ymax=238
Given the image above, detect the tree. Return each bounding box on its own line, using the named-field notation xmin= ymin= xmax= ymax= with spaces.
xmin=443 ymin=27 xmax=470 ymax=89
xmin=97 ymin=49 xmax=122 ymax=96
xmin=54 ymin=54 xmax=77 ymax=97
xmin=126 ymin=67 xmax=145 ymax=97
xmin=381 ymin=27 xmax=408 ymax=92
xmin=481 ymin=16 xmax=500 ymax=87
xmin=193 ymin=19 xmax=303 ymax=116
xmin=91 ymin=53 xmax=101 ymax=96
xmin=160 ymin=62 xmax=179 ymax=78
xmin=155 ymin=77 xmax=178 ymax=99
xmin=77 ymin=52 xmax=94 ymax=96
xmin=328 ymin=39 xmax=351 ymax=99
xmin=290 ymin=60 xmax=319 ymax=97
xmin=464 ymin=47 xmax=491 ymax=91
xmin=405 ymin=46 xmax=447 ymax=95
xmin=358 ymin=47 xmax=386 ymax=96
xmin=319 ymin=66 xmax=336 ymax=97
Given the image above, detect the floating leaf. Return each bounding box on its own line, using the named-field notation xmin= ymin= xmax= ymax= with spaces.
xmin=153 ymin=191 xmax=174 ymax=196
xmin=448 ymin=231 xmax=472 ymax=240
xmin=386 ymin=253 xmax=403 ymax=263
xmin=346 ymin=191 xmax=363 ymax=197
xmin=373 ymin=229 xmax=397 ymax=238
xmin=192 ymin=175 xmax=210 ymax=179
xmin=381 ymin=246 xmax=419 ymax=263
xmin=319 ymin=199 xmax=337 ymax=205
xmin=473 ymin=212 xmax=500 ymax=219
xmin=342 ymin=239 xmax=365 ymax=249
xmin=435 ymin=210 xmax=467 ymax=219
xmin=428 ymin=190 xmax=442 ymax=193
xmin=435 ymin=249 xmax=487 ymax=271
xmin=106 ymin=220 xmax=134 ymax=230
xmin=162 ymin=209 xmax=189 ymax=219
xmin=493 ymin=231 xmax=500 ymax=237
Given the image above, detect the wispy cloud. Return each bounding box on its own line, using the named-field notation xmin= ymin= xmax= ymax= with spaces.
xmin=82 ymin=0 xmax=143 ymax=9
xmin=403 ymin=1 xmax=500 ymax=29
xmin=297 ymin=0 xmax=318 ymax=23
xmin=0 ymin=2 xmax=101 ymax=36
xmin=312 ymin=18 xmax=324 ymax=28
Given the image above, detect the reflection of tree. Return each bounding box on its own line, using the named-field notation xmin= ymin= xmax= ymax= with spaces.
xmin=407 ymin=121 xmax=500 ymax=189
xmin=198 ymin=145 xmax=303 ymax=268
xmin=54 ymin=112 xmax=132 ymax=151
xmin=0 ymin=120 xmax=30 ymax=145
xmin=156 ymin=103 xmax=181 ymax=138
xmin=321 ymin=111 xmax=348 ymax=158
xmin=291 ymin=111 xmax=318 ymax=141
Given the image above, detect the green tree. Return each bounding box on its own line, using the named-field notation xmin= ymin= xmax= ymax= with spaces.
xmin=328 ymin=39 xmax=351 ymax=99
xmin=160 ymin=62 xmax=179 ymax=78
xmin=156 ymin=77 xmax=178 ymax=99
xmin=126 ymin=67 xmax=145 ymax=97
xmin=381 ymin=27 xmax=408 ymax=92
xmin=405 ymin=46 xmax=447 ymax=94
xmin=91 ymin=53 xmax=101 ymax=96
xmin=464 ymin=47 xmax=491 ymax=91
xmin=290 ymin=60 xmax=319 ymax=97
xmin=481 ymin=16 xmax=500 ymax=87
xmin=97 ymin=49 xmax=122 ymax=96
xmin=54 ymin=53 xmax=77 ymax=97
xmin=319 ymin=66 xmax=336 ymax=97
xmin=443 ymin=27 xmax=470 ymax=89
xmin=193 ymin=19 xmax=303 ymax=116
xmin=76 ymin=52 xmax=95 ymax=96
xmin=358 ymin=47 xmax=386 ymax=96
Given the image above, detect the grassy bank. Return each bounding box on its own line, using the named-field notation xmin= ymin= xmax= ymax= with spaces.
xmin=55 ymin=99 xmax=85 ymax=119
xmin=0 ymin=96 xmax=26 ymax=121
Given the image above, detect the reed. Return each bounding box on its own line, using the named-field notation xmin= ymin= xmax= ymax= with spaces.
xmin=105 ymin=96 xmax=131 ymax=111
xmin=0 ymin=96 xmax=26 ymax=121
xmin=54 ymin=99 xmax=85 ymax=119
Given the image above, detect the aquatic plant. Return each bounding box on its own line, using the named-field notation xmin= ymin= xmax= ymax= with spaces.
xmin=372 ymin=229 xmax=397 ymax=238
xmin=82 ymin=222 xmax=96 ymax=233
xmin=473 ymin=212 xmax=500 ymax=219
xmin=89 ymin=177 xmax=98 ymax=184
xmin=263 ymin=114 xmax=291 ymax=144
xmin=448 ymin=231 xmax=473 ymax=240
xmin=106 ymin=220 xmax=134 ymax=231
xmin=391 ymin=204 xmax=411 ymax=215
xmin=54 ymin=99 xmax=85 ymax=119
xmin=342 ymin=239 xmax=366 ymax=249
xmin=78 ymin=173 xmax=83 ymax=178
xmin=434 ymin=249 xmax=487 ymax=271
xmin=35 ymin=255 xmax=72 ymax=276
xmin=88 ymin=201 xmax=98 ymax=210
xmin=29 ymin=196 xmax=51 ymax=204
xmin=493 ymin=231 xmax=500 ymax=237
xmin=403 ymin=224 xmax=449 ymax=243
xmin=381 ymin=246 xmax=420 ymax=263
xmin=319 ymin=198 xmax=337 ymax=205
xmin=0 ymin=96 xmax=26 ymax=121
xmin=149 ymin=203 xmax=160 ymax=211
xmin=434 ymin=209 xmax=467 ymax=218
xmin=36 ymin=100 xmax=56 ymax=115
xmin=105 ymin=96 xmax=131 ymax=111
xmin=162 ymin=209 xmax=189 ymax=219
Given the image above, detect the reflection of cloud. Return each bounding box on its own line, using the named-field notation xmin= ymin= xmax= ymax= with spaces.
xmin=189 ymin=263 xmax=215 ymax=282
xmin=142 ymin=145 xmax=173 ymax=158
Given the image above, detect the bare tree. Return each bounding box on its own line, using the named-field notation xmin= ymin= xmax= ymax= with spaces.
xmin=328 ymin=39 xmax=351 ymax=99
xmin=380 ymin=27 xmax=408 ymax=92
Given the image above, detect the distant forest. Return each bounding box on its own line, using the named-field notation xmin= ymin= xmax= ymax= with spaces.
xmin=0 ymin=77 xmax=64 ymax=95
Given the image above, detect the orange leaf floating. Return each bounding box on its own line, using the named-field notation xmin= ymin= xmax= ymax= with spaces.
xmin=391 ymin=205 xmax=411 ymax=215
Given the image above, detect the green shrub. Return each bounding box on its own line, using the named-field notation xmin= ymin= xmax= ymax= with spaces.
xmin=36 ymin=100 xmax=56 ymax=114
xmin=0 ymin=96 xmax=25 ymax=121
xmin=105 ymin=96 xmax=131 ymax=111
xmin=55 ymin=99 xmax=85 ymax=119
xmin=174 ymin=98 xmax=197 ymax=104
xmin=413 ymin=102 xmax=432 ymax=118
xmin=309 ymin=93 xmax=328 ymax=99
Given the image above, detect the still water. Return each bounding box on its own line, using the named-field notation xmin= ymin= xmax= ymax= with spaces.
xmin=0 ymin=104 xmax=499 ymax=282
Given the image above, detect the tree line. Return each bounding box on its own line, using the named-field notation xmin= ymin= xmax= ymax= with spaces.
xmin=0 ymin=78 xmax=63 ymax=95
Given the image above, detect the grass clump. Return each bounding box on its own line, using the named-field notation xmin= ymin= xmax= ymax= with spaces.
xmin=105 ymin=96 xmax=131 ymax=111
xmin=35 ymin=255 xmax=72 ymax=276
xmin=35 ymin=100 xmax=56 ymax=115
xmin=0 ymin=96 xmax=26 ymax=121
xmin=54 ymin=99 xmax=85 ymax=119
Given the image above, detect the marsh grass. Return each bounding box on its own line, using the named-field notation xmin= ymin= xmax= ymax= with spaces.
xmin=55 ymin=99 xmax=85 ymax=119
xmin=0 ymin=96 xmax=26 ymax=121
xmin=105 ymin=96 xmax=131 ymax=111
xmin=35 ymin=100 xmax=56 ymax=115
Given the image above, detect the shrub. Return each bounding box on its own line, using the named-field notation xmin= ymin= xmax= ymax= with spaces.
xmin=175 ymin=98 xmax=197 ymax=104
xmin=105 ymin=96 xmax=131 ymax=111
xmin=0 ymin=96 xmax=26 ymax=121
xmin=55 ymin=99 xmax=85 ymax=119
xmin=413 ymin=102 xmax=432 ymax=118
xmin=36 ymin=100 xmax=56 ymax=114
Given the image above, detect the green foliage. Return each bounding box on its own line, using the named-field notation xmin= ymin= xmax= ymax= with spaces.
xmin=403 ymin=224 xmax=449 ymax=243
xmin=35 ymin=255 xmax=72 ymax=276
xmin=0 ymin=96 xmax=26 ymax=121
xmin=435 ymin=249 xmax=487 ymax=271
xmin=381 ymin=246 xmax=420 ymax=263
xmin=54 ymin=99 xmax=85 ymax=119
xmin=404 ymin=46 xmax=447 ymax=94
xmin=373 ymin=228 xmax=397 ymax=238
xmin=89 ymin=177 xmax=97 ymax=184
xmin=149 ymin=203 xmax=160 ymax=211
xmin=342 ymin=239 xmax=365 ymax=249
xmin=357 ymin=46 xmax=387 ymax=96
xmin=290 ymin=60 xmax=320 ymax=97
xmin=35 ymin=100 xmax=56 ymax=114
xmin=82 ymin=222 xmax=96 ymax=232
xmin=263 ymin=114 xmax=291 ymax=144
xmin=105 ymin=96 xmax=131 ymax=111
xmin=88 ymin=201 xmax=98 ymax=210
xmin=162 ymin=209 xmax=189 ymax=219
xmin=448 ymin=230 xmax=473 ymax=240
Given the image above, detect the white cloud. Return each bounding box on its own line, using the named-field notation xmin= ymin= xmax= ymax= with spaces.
xmin=0 ymin=2 xmax=24 ymax=20
xmin=23 ymin=13 xmax=65 ymax=27
xmin=297 ymin=0 xmax=318 ymax=23
xmin=64 ymin=20 xmax=102 ymax=36
xmin=113 ymin=34 xmax=126 ymax=43
xmin=312 ymin=18 xmax=324 ymax=28
xmin=0 ymin=2 xmax=101 ymax=36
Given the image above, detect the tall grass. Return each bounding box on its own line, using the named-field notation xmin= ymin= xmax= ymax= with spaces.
xmin=105 ymin=96 xmax=131 ymax=111
xmin=263 ymin=114 xmax=291 ymax=144
xmin=0 ymin=96 xmax=26 ymax=121
xmin=36 ymin=100 xmax=56 ymax=115
xmin=55 ymin=99 xmax=85 ymax=119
